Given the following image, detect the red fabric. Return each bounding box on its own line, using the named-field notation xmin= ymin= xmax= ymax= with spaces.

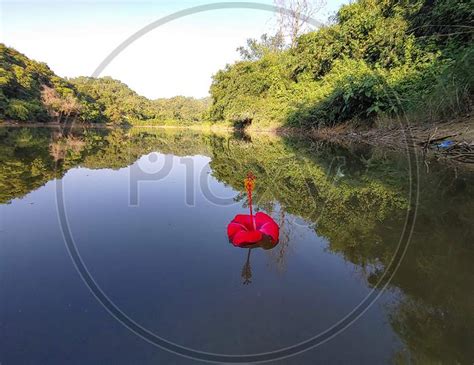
xmin=227 ymin=212 xmax=279 ymax=246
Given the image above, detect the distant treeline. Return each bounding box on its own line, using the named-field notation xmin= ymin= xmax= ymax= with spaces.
xmin=0 ymin=45 xmax=209 ymax=125
xmin=1 ymin=0 xmax=473 ymax=127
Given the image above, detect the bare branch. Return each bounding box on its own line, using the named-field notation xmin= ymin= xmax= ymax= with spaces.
xmin=274 ymin=0 xmax=325 ymax=46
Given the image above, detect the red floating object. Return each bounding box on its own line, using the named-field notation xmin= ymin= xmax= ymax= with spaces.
xmin=228 ymin=212 xmax=279 ymax=246
xmin=227 ymin=172 xmax=279 ymax=247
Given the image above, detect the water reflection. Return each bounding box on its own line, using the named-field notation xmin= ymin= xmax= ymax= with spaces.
xmin=241 ymin=249 xmax=253 ymax=285
xmin=0 ymin=126 xmax=472 ymax=363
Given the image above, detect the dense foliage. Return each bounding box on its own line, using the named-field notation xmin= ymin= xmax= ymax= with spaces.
xmin=151 ymin=96 xmax=211 ymax=124
xmin=71 ymin=77 xmax=210 ymax=125
xmin=1 ymin=0 xmax=472 ymax=128
xmin=0 ymin=44 xmax=83 ymax=122
xmin=209 ymin=0 xmax=473 ymax=127
xmin=0 ymin=45 xmax=209 ymax=125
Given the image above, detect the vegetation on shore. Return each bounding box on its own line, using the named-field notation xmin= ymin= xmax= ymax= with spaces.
xmin=1 ymin=0 xmax=472 ymax=130
xmin=210 ymin=0 xmax=473 ymax=128
xmin=0 ymin=44 xmax=81 ymax=123
xmin=71 ymin=77 xmax=211 ymax=125
xmin=0 ymin=45 xmax=209 ymax=125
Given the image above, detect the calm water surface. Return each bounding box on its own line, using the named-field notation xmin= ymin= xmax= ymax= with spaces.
xmin=0 ymin=127 xmax=472 ymax=364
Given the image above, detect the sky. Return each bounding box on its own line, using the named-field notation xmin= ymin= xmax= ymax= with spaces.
xmin=1 ymin=0 xmax=349 ymax=99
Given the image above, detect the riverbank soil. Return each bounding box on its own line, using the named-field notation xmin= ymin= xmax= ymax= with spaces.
xmin=305 ymin=116 xmax=474 ymax=165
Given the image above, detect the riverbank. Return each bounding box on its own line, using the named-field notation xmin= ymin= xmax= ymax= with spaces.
xmin=2 ymin=116 xmax=473 ymax=165
xmin=0 ymin=120 xmax=234 ymax=131
xmin=296 ymin=116 xmax=474 ymax=165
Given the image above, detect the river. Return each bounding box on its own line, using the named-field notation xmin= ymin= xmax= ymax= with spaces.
xmin=0 ymin=126 xmax=472 ymax=364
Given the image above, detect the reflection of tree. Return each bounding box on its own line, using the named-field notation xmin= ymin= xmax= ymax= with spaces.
xmin=241 ymin=249 xmax=253 ymax=285
xmin=358 ymin=164 xmax=473 ymax=364
xmin=267 ymin=210 xmax=292 ymax=273
xmin=50 ymin=135 xmax=85 ymax=162
xmin=0 ymin=128 xmax=61 ymax=204
xmin=208 ymin=134 xmax=473 ymax=363
xmin=390 ymin=296 xmax=473 ymax=364
xmin=209 ymin=134 xmax=409 ymax=269
xmin=1 ymin=126 xmax=473 ymax=363
xmin=0 ymin=127 xmax=218 ymax=204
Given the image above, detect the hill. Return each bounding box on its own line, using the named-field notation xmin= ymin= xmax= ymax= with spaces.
xmin=0 ymin=45 xmax=209 ymax=125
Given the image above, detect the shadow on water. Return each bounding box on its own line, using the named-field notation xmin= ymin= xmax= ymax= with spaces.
xmin=0 ymin=126 xmax=472 ymax=363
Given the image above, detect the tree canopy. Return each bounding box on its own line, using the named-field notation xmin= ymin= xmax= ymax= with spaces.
xmin=0 ymin=44 xmax=82 ymax=122
xmin=209 ymin=0 xmax=473 ymax=127
xmin=1 ymin=0 xmax=472 ymax=127
xmin=0 ymin=45 xmax=210 ymax=125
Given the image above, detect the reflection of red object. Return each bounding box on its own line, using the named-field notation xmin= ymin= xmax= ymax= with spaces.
xmin=227 ymin=172 xmax=280 ymax=247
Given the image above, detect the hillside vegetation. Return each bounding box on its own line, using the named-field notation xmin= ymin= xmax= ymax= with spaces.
xmin=0 ymin=45 xmax=209 ymax=125
xmin=71 ymin=77 xmax=210 ymax=124
xmin=0 ymin=44 xmax=84 ymax=123
xmin=1 ymin=0 xmax=472 ymax=128
xmin=209 ymin=0 xmax=473 ymax=128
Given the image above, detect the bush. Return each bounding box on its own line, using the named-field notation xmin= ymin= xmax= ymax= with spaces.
xmin=209 ymin=0 xmax=473 ymax=128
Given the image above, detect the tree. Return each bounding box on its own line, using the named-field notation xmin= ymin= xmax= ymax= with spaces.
xmin=237 ymin=32 xmax=286 ymax=61
xmin=0 ymin=44 xmax=85 ymax=123
xmin=41 ymin=85 xmax=81 ymax=123
xmin=274 ymin=0 xmax=324 ymax=47
xmin=211 ymin=0 xmax=473 ymax=127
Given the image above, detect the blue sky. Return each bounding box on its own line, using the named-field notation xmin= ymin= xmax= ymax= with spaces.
xmin=1 ymin=0 xmax=349 ymax=98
